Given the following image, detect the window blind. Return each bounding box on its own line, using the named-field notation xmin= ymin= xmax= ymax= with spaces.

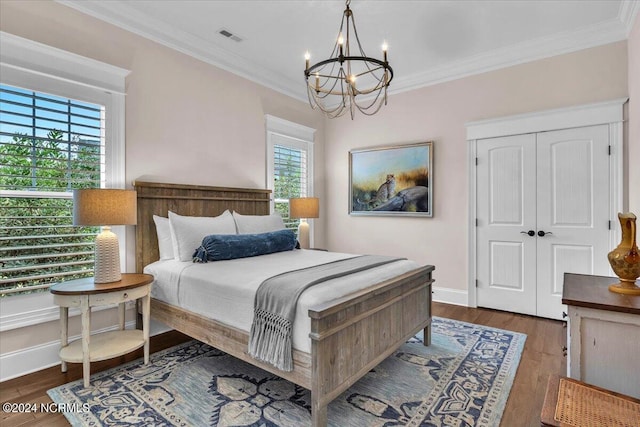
xmin=273 ymin=143 xmax=308 ymax=230
xmin=0 ymin=84 xmax=104 ymax=295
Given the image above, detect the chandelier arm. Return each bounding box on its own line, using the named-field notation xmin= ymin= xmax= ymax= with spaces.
xmin=348 ymin=13 xmax=392 ymax=82
xmin=353 ymin=66 xmax=385 ymax=78
xmin=306 ymin=57 xmax=393 ymax=85
xmin=308 ymin=78 xmax=388 ymax=96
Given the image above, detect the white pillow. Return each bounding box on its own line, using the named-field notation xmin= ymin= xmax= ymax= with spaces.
xmin=232 ymin=211 xmax=286 ymax=234
xmin=168 ymin=210 xmax=236 ymax=261
xmin=153 ymin=215 xmax=174 ymax=260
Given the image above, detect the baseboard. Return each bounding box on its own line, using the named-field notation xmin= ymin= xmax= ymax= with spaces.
xmin=432 ymin=286 xmax=468 ymax=307
xmin=0 ymin=320 xmax=135 ymax=383
xmin=150 ymin=318 xmax=172 ymax=336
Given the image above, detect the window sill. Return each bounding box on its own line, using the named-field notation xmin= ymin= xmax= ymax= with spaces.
xmin=0 ymin=291 xmax=134 ymax=332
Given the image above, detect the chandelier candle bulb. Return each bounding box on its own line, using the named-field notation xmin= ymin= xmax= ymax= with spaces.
xmin=338 ymin=34 xmax=344 ymax=57
xmin=315 ymin=72 xmax=320 ymax=92
xmin=382 ymin=42 xmax=388 ymax=62
xmin=305 ymin=51 xmax=310 ymax=71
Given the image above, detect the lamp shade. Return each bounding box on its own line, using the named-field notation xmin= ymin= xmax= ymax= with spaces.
xmin=73 ymin=189 xmax=137 ymax=226
xmin=289 ymin=197 xmax=319 ymax=219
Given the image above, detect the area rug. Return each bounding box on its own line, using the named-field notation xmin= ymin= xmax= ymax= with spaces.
xmin=48 ymin=317 xmax=526 ymax=426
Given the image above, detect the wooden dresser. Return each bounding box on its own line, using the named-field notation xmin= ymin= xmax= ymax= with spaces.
xmin=562 ymin=273 xmax=640 ymax=398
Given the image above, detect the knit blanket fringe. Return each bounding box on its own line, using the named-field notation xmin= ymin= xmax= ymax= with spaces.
xmin=248 ymin=308 xmax=293 ymax=371
xmin=247 ymin=255 xmax=403 ymax=372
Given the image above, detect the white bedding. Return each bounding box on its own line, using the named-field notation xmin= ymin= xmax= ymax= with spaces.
xmin=144 ymin=249 xmax=421 ymax=353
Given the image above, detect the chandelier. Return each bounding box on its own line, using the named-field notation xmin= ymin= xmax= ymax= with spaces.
xmin=304 ymin=0 xmax=394 ymax=119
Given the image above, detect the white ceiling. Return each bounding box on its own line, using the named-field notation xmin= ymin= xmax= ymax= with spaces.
xmin=58 ymin=0 xmax=638 ymax=102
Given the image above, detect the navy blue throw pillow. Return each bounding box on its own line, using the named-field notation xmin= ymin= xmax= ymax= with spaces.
xmin=193 ymin=229 xmax=297 ymax=262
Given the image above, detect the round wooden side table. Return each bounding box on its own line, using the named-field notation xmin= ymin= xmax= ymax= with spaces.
xmin=50 ymin=273 xmax=153 ymax=387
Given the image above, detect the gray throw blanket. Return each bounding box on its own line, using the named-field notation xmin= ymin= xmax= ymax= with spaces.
xmin=248 ymin=255 xmax=403 ymax=371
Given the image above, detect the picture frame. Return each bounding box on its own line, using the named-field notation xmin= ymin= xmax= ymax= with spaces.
xmin=349 ymin=141 xmax=433 ymax=217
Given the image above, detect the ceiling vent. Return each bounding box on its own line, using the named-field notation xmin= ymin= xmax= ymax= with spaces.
xmin=218 ymin=29 xmax=243 ymax=42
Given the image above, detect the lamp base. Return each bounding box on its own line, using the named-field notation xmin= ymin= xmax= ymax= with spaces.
xmin=297 ymin=220 xmax=310 ymax=249
xmin=94 ymin=226 xmax=122 ymax=284
xmin=609 ymin=280 xmax=640 ymax=295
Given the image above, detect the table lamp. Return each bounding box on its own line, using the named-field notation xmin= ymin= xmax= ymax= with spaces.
xmin=289 ymin=197 xmax=319 ymax=249
xmin=73 ymin=189 xmax=137 ymax=283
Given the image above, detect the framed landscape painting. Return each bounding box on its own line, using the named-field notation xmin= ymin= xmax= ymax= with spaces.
xmin=349 ymin=141 xmax=433 ymax=217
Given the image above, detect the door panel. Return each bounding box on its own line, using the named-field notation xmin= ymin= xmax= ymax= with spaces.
xmin=477 ymin=134 xmax=537 ymax=315
xmin=476 ymin=126 xmax=611 ymax=320
xmin=489 ymin=241 xmax=524 ymax=289
xmin=536 ymin=125 xmax=611 ymax=319
xmin=550 ymin=140 xmax=592 ymax=225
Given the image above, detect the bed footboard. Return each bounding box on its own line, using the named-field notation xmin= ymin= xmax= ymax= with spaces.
xmin=307 ymin=265 xmax=434 ymax=426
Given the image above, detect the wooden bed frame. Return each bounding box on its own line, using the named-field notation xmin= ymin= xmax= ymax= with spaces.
xmin=134 ymin=180 xmax=434 ymax=426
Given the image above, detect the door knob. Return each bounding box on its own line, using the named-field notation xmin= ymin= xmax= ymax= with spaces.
xmin=537 ymin=230 xmax=553 ymax=237
xmin=520 ymin=230 xmax=535 ymax=237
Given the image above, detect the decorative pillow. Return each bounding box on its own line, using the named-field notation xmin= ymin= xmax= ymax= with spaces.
xmin=232 ymin=211 xmax=286 ymax=234
xmin=153 ymin=215 xmax=174 ymax=260
xmin=168 ymin=210 xmax=236 ymax=262
xmin=193 ymin=229 xmax=296 ymax=262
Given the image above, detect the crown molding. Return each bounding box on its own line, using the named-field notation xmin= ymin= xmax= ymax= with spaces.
xmin=57 ymin=0 xmax=632 ymax=103
xmin=390 ymin=16 xmax=628 ymax=96
xmin=465 ymin=97 xmax=628 ymax=140
xmin=56 ymin=0 xmax=305 ymax=102
xmin=0 ymin=31 xmax=129 ymax=94
xmin=619 ymin=0 xmax=640 ymax=35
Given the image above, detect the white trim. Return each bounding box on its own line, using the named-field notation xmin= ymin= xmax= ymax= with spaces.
xmin=620 ymin=0 xmax=640 ymax=36
xmin=56 ymin=0 xmax=301 ymax=101
xmin=465 ymin=98 xmax=628 ymax=140
xmin=0 ymin=320 xmax=135 ymax=382
xmin=0 ymin=32 xmax=128 ymax=94
xmin=391 ymin=17 xmax=628 ymax=97
xmin=466 ymin=99 xmax=626 ymax=310
xmin=609 ymin=121 xmax=625 ymax=269
xmin=0 ymin=293 xmax=135 ymax=332
xmin=265 ymin=115 xmax=316 ymax=142
xmin=467 ymin=141 xmax=478 ymax=308
xmin=0 ymin=33 xmax=129 ymax=329
xmin=149 ymin=319 xmax=172 ymax=337
xmin=265 ymin=115 xmax=316 ymax=247
xmin=56 ymin=1 xmax=631 ymax=102
xmin=265 ymin=115 xmax=316 ymax=201
xmin=432 ymin=286 xmax=468 ymax=307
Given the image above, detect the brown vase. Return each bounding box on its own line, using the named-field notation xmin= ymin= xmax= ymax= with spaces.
xmin=608 ymin=212 xmax=640 ymax=295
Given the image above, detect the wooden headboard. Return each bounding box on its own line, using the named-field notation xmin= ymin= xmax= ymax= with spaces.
xmin=133 ymin=181 xmax=271 ymax=273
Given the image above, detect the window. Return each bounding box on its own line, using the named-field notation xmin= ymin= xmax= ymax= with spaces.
xmin=0 ymin=32 xmax=128 ymax=301
xmin=265 ymin=115 xmax=315 ymax=233
xmin=0 ymin=85 xmax=104 ymax=295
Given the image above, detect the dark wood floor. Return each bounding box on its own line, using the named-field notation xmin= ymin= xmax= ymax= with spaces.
xmin=0 ymin=302 xmax=566 ymax=427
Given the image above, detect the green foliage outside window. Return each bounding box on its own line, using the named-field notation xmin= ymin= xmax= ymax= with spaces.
xmin=273 ymin=146 xmax=304 ymax=231
xmin=0 ymin=130 xmax=101 ymax=296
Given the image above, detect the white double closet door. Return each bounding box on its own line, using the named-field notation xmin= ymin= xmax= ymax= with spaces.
xmin=476 ymin=125 xmax=611 ymax=320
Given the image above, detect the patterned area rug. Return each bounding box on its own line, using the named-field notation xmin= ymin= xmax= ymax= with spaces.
xmin=48 ymin=317 xmax=526 ymax=426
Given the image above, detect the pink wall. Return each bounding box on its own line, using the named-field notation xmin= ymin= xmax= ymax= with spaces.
xmin=629 ymin=13 xmax=640 ymax=215
xmin=1 ymin=1 xmax=631 ymax=300
xmin=0 ymin=0 xmax=326 ymax=235
xmin=0 ymin=0 xmax=326 ymax=358
xmin=324 ymin=42 xmax=629 ymax=295
xmin=0 ymin=1 xmax=633 ymax=351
